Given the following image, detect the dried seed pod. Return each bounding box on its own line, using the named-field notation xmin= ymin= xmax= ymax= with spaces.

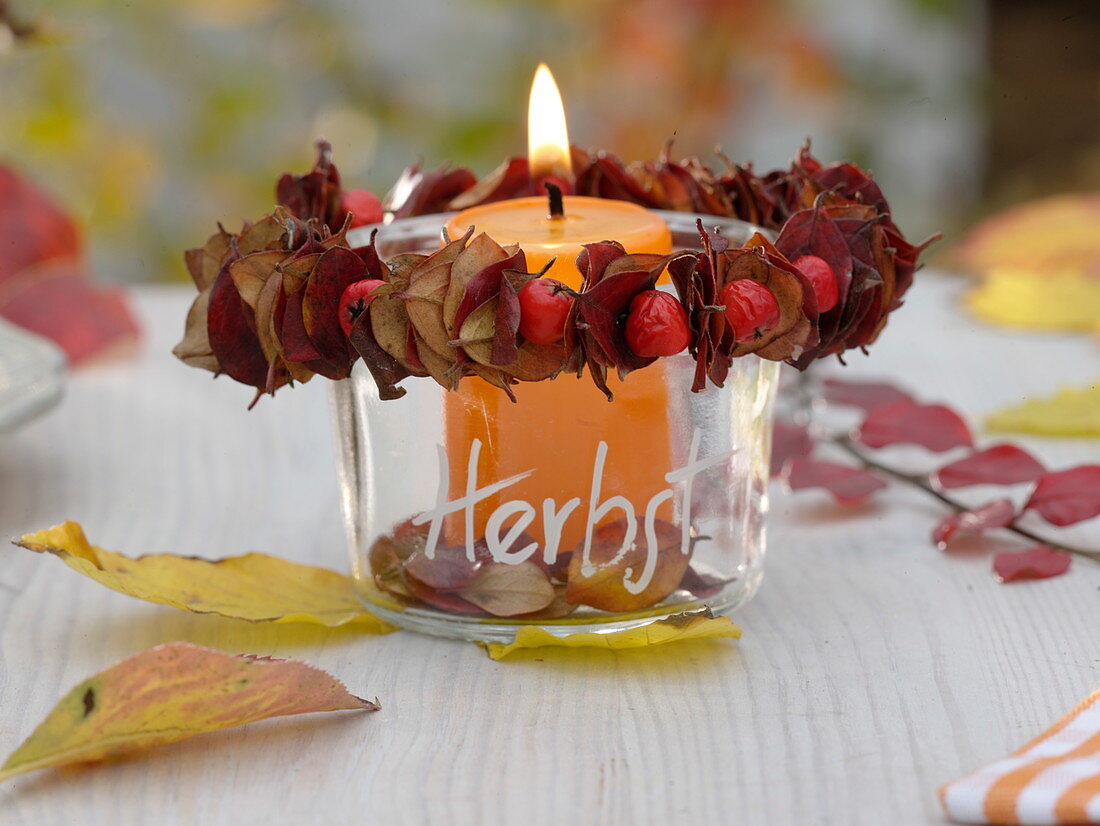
xmin=275 ymin=140 xmax=346 ymax=232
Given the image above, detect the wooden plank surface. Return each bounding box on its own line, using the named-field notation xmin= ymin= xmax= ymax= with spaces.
xmin=1 ymin=274 xmax=1097 ymax=826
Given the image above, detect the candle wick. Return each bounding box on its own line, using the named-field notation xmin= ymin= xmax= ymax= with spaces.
xmin=544 ymin=182 xmax=565 ymax=220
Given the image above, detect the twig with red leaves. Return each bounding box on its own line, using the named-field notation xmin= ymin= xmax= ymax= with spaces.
xmin=829 ymin=432 xmax=1100 ymax=564
xmin=777 ymin=372 xmax=1100 ymax=581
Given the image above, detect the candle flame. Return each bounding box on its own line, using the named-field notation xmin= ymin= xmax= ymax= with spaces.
xmin=527 ymin=63 xmax=572 ymax=180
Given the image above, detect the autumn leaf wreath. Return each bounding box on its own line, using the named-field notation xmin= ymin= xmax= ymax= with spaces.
xmin=174 ymin=141 xmax=938 ymax=407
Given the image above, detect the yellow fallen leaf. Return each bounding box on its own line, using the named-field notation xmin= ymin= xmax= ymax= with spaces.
xmin=966 ymin=268 xmax=1100 ymax=331
xmin=986 ymin=382 xmax=1100 ymax=437
xmin=952 ymin=194 xmax=1100 ymax=276
xmin=483 ymin=608 xmax=741 ymax=661
xmin=0 ymin=642 xmax=377 ymax=781
xmin=14 ymin=521 xmax=395 ymax=632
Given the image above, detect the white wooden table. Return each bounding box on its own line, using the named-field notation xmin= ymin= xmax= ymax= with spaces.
xmin=1 ymin=274 xmax=1097 ymax=826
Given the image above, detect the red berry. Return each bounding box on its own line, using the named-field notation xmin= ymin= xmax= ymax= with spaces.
xmin=792 ymin=254 xmax=839 ymax=313
xmin=341 ymin=189 xmax=383 ymax=229
xmin=339 ymin=279 xmax=386 ymax=338
xmin=719 ymin=280 xmax=780 ymax=342
xmin=518 ymin=278 xmax=572 ymax=345
xmin=624 ymin=290 xmax=691 ymax=358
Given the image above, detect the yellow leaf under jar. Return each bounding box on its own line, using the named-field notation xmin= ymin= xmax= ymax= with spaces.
xmin=482 ymin=608 xmax=741 ymax=660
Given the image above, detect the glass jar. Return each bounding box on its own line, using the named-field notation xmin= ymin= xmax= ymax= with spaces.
xmin=331 ymin=212 xmax=780 ymax=642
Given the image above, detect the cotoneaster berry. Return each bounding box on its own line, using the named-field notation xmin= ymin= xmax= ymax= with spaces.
xmin=624 ymin=290 xmax=692 ymax=358
xmin=719 ymin=280 xmax=780 ymax=342
xmin=518 ymin=278 xmax=572 ymax=345
xmin=339 ymin=279 xmax=387 ymax=338
xmin=792 ymin=254 xmax=839 ymax=313
xmin=341 ymin=189 xmax=383 ymax=229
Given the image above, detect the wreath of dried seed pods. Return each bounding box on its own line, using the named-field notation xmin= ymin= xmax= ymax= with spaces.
xmin=175 ymin=141 xmax=939 ymax=406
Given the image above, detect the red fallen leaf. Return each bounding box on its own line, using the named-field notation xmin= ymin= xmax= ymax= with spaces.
xmin=400 ymin=572 xmax=484 ymax=615
xmin=0 ymin=166 xmax=81 ymax=280
xmin=0 ymin=167 xmax=139 ymax=365
xmin=821 ymin=377 xmax=914 ymax=412
xmin=404 ymin=532 xmax=552 ymax=592
xmin=0 ymin=264 xmax=139 ymax=365
xmin=784 ymin=458 xmax=887 ymax=504
xmin=932 ymin=498 xmax=1016 ymax=550
xmin=402 ymin=545 xmax=481 ymax=591
xmin=771 ymin=421 xmax=813 ymax=475
xmin=993 ymin=546 xmax=1072 ymax=583
xmin=1024 ymin=465 xmax=1100 ymax=527
xmin=857 ymin=400 xmax=973 ymax=453
xmin=933 ymin=444 xmax=1046 ymax=490
xmin=679 ymin=566 xmax=731 ymax=599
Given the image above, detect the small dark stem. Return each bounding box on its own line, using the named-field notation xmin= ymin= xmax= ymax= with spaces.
xmin=830 ymin=433 xmax=1100 ymax=563
xmin=544 ymin=182 xmax=564 ymax=220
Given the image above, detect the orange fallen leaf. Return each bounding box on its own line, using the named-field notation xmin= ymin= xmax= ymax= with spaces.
xmin=14 ymin=521 xmax=395 ymax=631
xmin=952 ymin=194 xmax=1100 ymax=277
xmin=0 ymin=642 xmax=377 ymax=781
xmin=952 ymin=195 xmax=1100 ymax=334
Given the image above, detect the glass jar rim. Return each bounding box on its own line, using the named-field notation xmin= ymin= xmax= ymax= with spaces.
xmin=347 ymin=210 xmax=773 ymax=254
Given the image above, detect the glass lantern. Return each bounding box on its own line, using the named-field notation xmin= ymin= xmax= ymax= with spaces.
xmin=331 ymin=212 xmax=780 ymax=642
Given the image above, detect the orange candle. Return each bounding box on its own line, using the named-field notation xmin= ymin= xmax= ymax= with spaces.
xmin=445 ymin=195 xmax=671 ymax=288
xmin=439 ymin=65 xmax=676 ymax=552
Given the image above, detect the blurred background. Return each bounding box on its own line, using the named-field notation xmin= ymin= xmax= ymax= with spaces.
xmin=0 ymin=0 xmax=1096 ymax=285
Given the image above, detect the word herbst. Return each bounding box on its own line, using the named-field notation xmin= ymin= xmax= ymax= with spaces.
xmin=412 ymin=430 xmax=735 ymax=594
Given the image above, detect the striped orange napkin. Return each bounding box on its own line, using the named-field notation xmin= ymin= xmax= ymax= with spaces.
xmin=940 ymin=687 xmax=1100 ymax=824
